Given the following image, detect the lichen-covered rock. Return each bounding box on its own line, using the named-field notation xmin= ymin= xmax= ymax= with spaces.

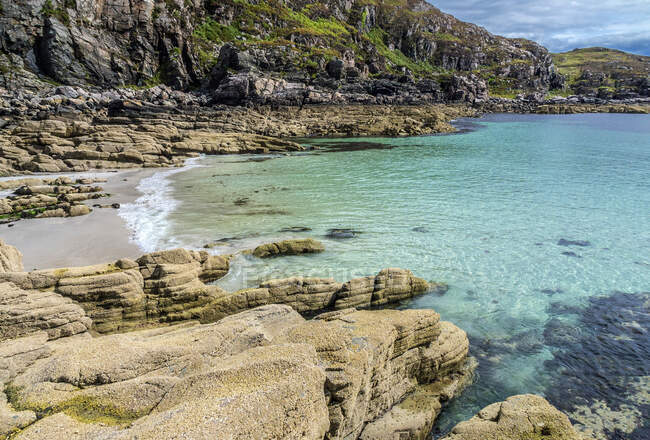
xmin=0 ymin=240 xmax=23 ymax=273
xmin=5 ymin=304 xmax=469 ymax=440
xmin=277 ymin=308 xmax=470 ymax=439
xmin=441 ymin=394 xmax=585 ymax=440
xmin=0 ymin=282 xmax=91 ymax=341
xmin=252 ymin=238 xmax=325 ymax=258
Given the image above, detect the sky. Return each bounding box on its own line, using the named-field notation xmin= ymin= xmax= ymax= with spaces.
xmin=430 ymin=0 xmax=650 ymax=55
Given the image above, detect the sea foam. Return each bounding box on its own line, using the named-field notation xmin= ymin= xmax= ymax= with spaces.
xmin=118 ymin=158 xmax=203 ymax=253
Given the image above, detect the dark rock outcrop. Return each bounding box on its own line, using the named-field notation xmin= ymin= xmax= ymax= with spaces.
xmin=0 ymin=0 xmax=563 ymax=105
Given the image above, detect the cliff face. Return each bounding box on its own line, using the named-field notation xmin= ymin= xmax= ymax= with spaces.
xmin=0 ymin=0 xmax=564 ymax=104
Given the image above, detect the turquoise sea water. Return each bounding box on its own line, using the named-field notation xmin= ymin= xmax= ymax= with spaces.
xmin=121 ymin=113 xmax=650 ymax=439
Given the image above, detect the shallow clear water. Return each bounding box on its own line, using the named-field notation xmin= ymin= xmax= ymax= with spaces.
xmin=122 ymin=113 xmax=650 ymax=439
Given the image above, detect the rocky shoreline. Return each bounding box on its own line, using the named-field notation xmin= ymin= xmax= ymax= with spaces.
xmin=1 ymin=83 xmax=648 ymax=177
xmin=0 ymin=238 xmax=588 ymax=440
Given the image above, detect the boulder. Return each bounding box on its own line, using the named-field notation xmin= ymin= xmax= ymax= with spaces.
xmin=252 ymin=238 xmax=325 ymax=258
xmin=68 ymin=204 xmax=91 ymax=217
xmin=441 ymin=394 xmax=584 ymax=440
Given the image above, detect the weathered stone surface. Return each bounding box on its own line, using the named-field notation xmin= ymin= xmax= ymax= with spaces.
xmin=0 ymin=248 xmax=231 ymax=334
xmin=252 ymin=238 xmax=326 ymax=258
xmin=277 ymin=308 xmax=470 ymax=439
xmin=5 ymin=303 xmax=469 ymax=440
xmin=441 ymin=394 xmax=584 ymax=440
xmin=0 ymin=240 xmax=23 ymax=272
xmin=0 ymin=282 xmax=91 ymax=342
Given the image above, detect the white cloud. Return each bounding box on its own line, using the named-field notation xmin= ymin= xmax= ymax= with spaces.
xmin=430 ymin=0 xmax=650 ymax=55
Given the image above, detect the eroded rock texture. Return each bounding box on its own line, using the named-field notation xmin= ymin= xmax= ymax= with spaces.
xmin=0 ymin=0 xmax=563 ymax=102
xmin=0 ymin=248 xmax=230 ymax=334
xmin=0 ymin=282 xmax=91 ymax=342
xmin=2 ymin=304 xmax=471 ymax=440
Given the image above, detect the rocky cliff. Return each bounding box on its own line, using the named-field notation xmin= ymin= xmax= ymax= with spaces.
xmin=0 ymin=0 xmax=564 ymax=104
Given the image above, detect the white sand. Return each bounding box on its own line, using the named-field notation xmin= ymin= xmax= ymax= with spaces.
xmin=0 ymin=168 xmax=158 ymax=270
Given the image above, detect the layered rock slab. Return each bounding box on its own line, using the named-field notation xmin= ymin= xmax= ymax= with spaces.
xmin=252 ymin=238 xmax=325 ymax=258
xmin=201 ymin=267 xmax=431 ymax=320
xmin=3 ymin=304 xmax=470 ymax=440
xmin=0 ymin=248 xmax=230 ymax=334
xmin=0 ymin=282 xmax=91 ymax=342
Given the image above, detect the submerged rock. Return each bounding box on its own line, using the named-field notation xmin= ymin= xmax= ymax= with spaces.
xmin=544 ymin=291 xmax=650 ymax=439
xmin=441 ymin=394 xmax=584 ymax=439
xmin=558 ymin=239 xmax=592 ymax=247
xmin=326 ymin=228 xmax=362 ymax=239
xmin=279 ymin=226 xmax=312 ymax=233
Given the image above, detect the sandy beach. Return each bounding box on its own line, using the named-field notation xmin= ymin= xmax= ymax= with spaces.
xmin=0 ymin=168 xmax=158 ymax=270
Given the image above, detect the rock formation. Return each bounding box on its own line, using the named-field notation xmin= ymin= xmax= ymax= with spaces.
xmin=0 ymin=114 xmax=305 ymax=175
xmin=0 ymin=0 xmax=564 ymax=104
xmin=0 ymin=237 xmax=470 ymax=439
xmin=0 ymin=240 xmax=436 ymax=334
xmin=0 ymin=177 xmax=106 ymax=222
xmin=0 ymin=302 xmax=471 ymax=440
xmin=441 ymin=394 xmax=585 ymax=440
xmin=553 ymin=48 xmax=650 ymax=99
xmin=0 ymin=282 xmax=91 ymax=342
xmin=0 ymin=248 xmax=229 ymax=334
xmin=201 ymin=267 xmax=432 ymax=320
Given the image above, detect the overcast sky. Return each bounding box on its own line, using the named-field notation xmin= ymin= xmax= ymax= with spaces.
xmin=431 ymin=0 xmax=650 ymax=55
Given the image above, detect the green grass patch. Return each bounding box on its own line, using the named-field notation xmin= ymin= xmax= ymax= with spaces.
xmin=193 ymin=18 xmax=241 ymax=43
xmin=434 ymin=32 xmax=461 ymax=43
xmin=41 ymin=0 xmax=73 ymax=25
xmin=285 ymin=10 xmax=351 ymax=39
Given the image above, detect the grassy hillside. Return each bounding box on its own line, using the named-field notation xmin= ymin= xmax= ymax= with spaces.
xmin=552 ymin=47 xmax=649 ymax=97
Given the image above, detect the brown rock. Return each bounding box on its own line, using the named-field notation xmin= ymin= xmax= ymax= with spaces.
xmin=441 ymin=394 xmax=585 ymax=440
xmin=0 ymin=240 xmax=23 ymax=272
xmin=252 ymin=238 xmax=325 ymax=258
xmin=0 ymin=282 xmax=92 ymax=342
